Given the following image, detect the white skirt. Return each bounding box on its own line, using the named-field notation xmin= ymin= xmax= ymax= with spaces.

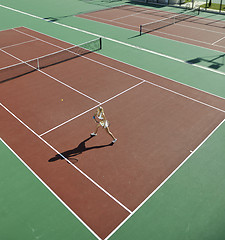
xmin=100 ymin=120 xmax=109 ymax=128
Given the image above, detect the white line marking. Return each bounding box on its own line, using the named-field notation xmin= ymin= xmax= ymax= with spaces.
xmin=212 ymin=36 xmax=225 ymax=45
xmin=0 ymin=39 xmax=37 ymax=50
xmin=1 ymin=4 xmax=225 ymax=76
xmin=40 ymin=104 xmax=100 ymax=136
xmin=105 ymin=118 xmax=225 ymax=240
xmin=2 ymin=27 xmax=225 ymax=136
xmin=0 ymin=138 xmax=101 ymax=240
xmin=99 ymin=50 xmax=225 ymax=101
xmin=41 ymin=73 xmax=225 ymax=136
xmin=144 ymin=81 xmax=225 ymax=113
xmin=84 ymin=11 xmax=225 ymax=36
xmin=39 ymin=70 xmax=101 ymax=104
xmin=78 ymin=13 xmax=225 ymax=49
xmin=0 ymin=46 xmax=101 ymax=104
xmin=8 ymin=29 xmax=224 ymax=134
xmin=15 ymin=27 xmax=225 ymax=101
xmin=0 ymin=4 xmax=43 ymax=19
xmin=48 ymin=50 xmax=225 ymax=113
xmin=0 ymin=102 xmax=132 ymax=215
xmin=47 ymin=23 xmax=225 ymax=76
xmin=13 ymin=28 xmax=67 ymax=50
xmin=40 ymin=81 xmax=145 ymax=136
xmin=1 ymin=4 xmax=224 ymax=237
xmin=111 ymin=7 xmax=154 ymax=21
xmin=154 ymin=29 xmax=225 ymax=49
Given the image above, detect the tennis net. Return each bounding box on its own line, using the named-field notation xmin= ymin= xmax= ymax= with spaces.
xmin=140 ymin=8 xmax=200 ymax=35
xmin=0 ymin=37 xmax=102 ymax=83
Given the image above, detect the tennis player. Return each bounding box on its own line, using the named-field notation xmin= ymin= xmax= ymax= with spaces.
xmin=91 ymin=106 xmax=117 ymax=144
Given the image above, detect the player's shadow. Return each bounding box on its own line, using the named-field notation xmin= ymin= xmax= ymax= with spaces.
xmin=48 ymin=136 xmax=113 ymax=163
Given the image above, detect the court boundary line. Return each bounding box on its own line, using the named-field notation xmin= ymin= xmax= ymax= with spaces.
xmin=0 ymin=138 xmax=101 ymax=240
xmin=0 ymin=6 xmax=225 ymax=239
xmin=0 ymin=102 xmax=133 ymax=214
xmin=152 ymin=29 xmax=225 ymax=49
xmin=1 ymin=3 xmax=225 ymax=77
xmin=111 ymin=7 xmax=155 ymax=21
xmin=105 ymin=118 xmax=225 ymax=240
xmin=40 ymin=81 xmax=145 ymax=136
xmin=74 ymin=13 xmax=225 ymax=51
xmin=77 ymin=13 xmax=225 ymax=49
xmin=107 ymin=5 xmax=225 ymax=28
xmin=212 ymin=36 xmax=225 ymax=45
xmin=2 ymin=28 xmax=225 ymax=136
xmin=1 ymin=27 xmax=225 ymax=138
xmin=13 ymin=28 xmax=225 ymax=112
xmin=2 ymin=25 xmax=225 ymax=104
xmin=0 ymin=46 xmax=101 ymax=105
xmin=41 ymin=75 xmax=225 ymax=136
xmin=0 ymin=39 xmax=37 ymax=50
xmin=16 ymin=26 xmax=225 ymax=102
xmin=18 ymin=28 xmax=225 ymax=113
xmin=83 ymin=10 xmax=225 ymax=36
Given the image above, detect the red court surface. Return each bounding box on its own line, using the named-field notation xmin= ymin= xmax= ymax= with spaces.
xmin=77 ymin=5 xmax=225 ymax=53
xmin=1 ymin=27 xmax=225 ymax=239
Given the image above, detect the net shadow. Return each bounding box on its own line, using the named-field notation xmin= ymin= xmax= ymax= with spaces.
xmin=0 ymin=38 xmax=102 ymax=84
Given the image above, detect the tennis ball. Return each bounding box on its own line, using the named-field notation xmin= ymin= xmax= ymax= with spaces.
xmin=61 ymin=99 xmax=63 ymax=101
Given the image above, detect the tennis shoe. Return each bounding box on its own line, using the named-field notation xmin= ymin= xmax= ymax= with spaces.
xmin=112 ymin=138 xmax=117 ymax=144
xmin=91 ymin=133 xmax=97 ymax=136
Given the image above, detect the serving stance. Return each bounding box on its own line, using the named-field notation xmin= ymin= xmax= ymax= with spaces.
xmin=91 ymin=106 xmax=117 ymax=144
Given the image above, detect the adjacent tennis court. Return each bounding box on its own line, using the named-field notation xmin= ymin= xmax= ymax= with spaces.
xmin=1 ymin=1 xmax=225 ymax=240
xmin=78 ymin=5 xmax=225 ymax=52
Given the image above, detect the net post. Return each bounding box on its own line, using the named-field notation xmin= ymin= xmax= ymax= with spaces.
xmin=100 ymin=38 xmax=102 ymax=50
xmin=37 ymin=58 xmax=40 ymax=70
xmin=140 ymin=25 xmax=142 ymax=36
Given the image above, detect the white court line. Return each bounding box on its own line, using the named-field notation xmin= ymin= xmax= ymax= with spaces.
xmin=0 ymin=39 xmax=37 ymax=50
xmin=15 ymin=30 xmax=225 ymax=111
xmin=40 ymin=69 xmax=225 ymax=136
xmin=1 ymin=4 xmax=225 ymax=76
xmin=0 ymin=4 xmax=43 ymax=20
xmin=17 ymin=26 xmax=225 ymax=102
xmin=80 ymin=13 xmax=225 ymax=50
xmin=40 ymin=81 xmax=145 ymax=136
xmin=1 ymin=3 xmax=224 ymax=236
xmin=0 ymin=102 xmax=132 ymax=215
xmin=0 ymin=138 xmax=101 ymax=240
xmin=48 ymin=24 xmax=225 ymax=76
xmin=2 ymin=27 xmax=225 ymax=137
xmin=9 ymin=29 xmax=225 ymax=135
xmin=153 ymin=29 xmax=225 ymax=50
xmin=105 ymin=118 xmax=225 ymax=240
xmin=0 ymin=46 xmax=101 ymax=104
xmin=111 ymin=8 xmax=154 ymax=21
xmin=212 ymin=36 xmax=225 ymax=45
xmin=93 ymin=11 xmax=225 ymax=37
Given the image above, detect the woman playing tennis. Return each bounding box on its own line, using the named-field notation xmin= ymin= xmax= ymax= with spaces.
xmin=91 ymin=106 xmax=117 ymax=144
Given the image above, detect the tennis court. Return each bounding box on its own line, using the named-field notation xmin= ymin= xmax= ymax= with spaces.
xmin=1 ymin=1 xmax=225 ymax=240
xmin=78 ymin=5 xmax=225 ymax=52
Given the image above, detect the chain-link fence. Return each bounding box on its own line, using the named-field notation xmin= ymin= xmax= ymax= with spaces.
xmin=131 ymin=0 xmax=225 ymax=13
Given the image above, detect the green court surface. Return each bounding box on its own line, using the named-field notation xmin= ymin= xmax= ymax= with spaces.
xmin=1 ymin=1 xmax=225 ymax=98
xmin=1 ymin=120 xmax=225 ymax=239
xmin=110 ymin=120 xmax=225 ymax=240
xmin=0 ymin=139 xmax=97 ymax=240
xmin=1 ymin=0 xmax=225 ymax=239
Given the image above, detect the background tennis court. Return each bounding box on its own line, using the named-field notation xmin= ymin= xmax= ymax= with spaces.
xmin=1 ymin=0 xmax=225 ymax=239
